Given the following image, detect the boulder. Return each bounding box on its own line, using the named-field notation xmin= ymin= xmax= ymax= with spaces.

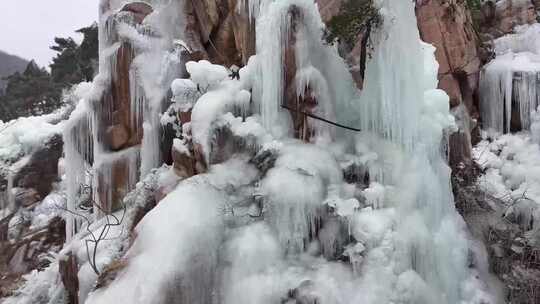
xmin=172 ymin=141 xmax=196 ymax=179
xmin=106 ymin=124 xmax=129 ymax=151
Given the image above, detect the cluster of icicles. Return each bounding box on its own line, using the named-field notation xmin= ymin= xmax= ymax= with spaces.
xmin=480 ymin=23 xmax=540 ymax=134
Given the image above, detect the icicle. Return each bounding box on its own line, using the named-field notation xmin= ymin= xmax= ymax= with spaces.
xmin=6 ymin=171 xmax=15 ymax=212
xmin=251 ymin=0 xmax=356 ymax=138
xmin=236 ymin=90 xmax=252 ymax=118
xmin=240 ymin=0 xmax=263 ymax=21
xmin=63 ymin=98 xmax=95 ymax=240
xmin=140 ymin=121 xmax=160 ymax=178
xmin=494 ymin=23 xmax=540 ymax=55
xmin=129 ymin=66 xmax=145 ymax=135
xmin=480 ymin=52 xmax=540 ymax=133
xmin=93 ymin=147 xmax=140 ymax=215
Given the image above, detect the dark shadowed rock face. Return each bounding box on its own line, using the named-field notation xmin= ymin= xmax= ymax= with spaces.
xmin=1 ymin=216 xmax=65 ymax=299
xmin=13 ymin=134 xmax=63 ymax=198
xmin=453 ymin=160 xmax=540 ymax=303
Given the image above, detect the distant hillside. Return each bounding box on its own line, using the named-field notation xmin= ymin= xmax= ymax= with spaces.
xmin=0 ymin=50 xmax=28 ymax=94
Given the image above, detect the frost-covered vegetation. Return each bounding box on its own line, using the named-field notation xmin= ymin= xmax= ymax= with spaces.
xmin=0 ymin=24 xmax=98 ymax=122
xmin=323 ymin=0 xmax=381 ymax=46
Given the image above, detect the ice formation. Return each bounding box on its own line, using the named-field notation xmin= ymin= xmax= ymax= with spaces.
xmin=480 ymin=24 xmax=540 ymax=134
xmin=80 ymin=0 xmax=494 ymax=303
xmin=4 ymin=0 xmax=500 ymax=303
xmin=61 ymin=0 xmax=189 ymax=240
xmin=474 ymin=132 xmax=540 ymax=242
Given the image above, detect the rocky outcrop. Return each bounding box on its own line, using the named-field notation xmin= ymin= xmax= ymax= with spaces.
xmin=12 ymin=134 xmax=63 ymax=198
xmin=93 ymin=2 xmax=154 ymax=213
xmin=183 ymin=0 xmax=255 ymax=67
xmin=172 ymin=141 xmax=197 ymax=178
xmin=416 ymin=1 xmax=481 ymax=109
xmin=415 ymin=0 xmax=481 ymax=166
xmin=452 ymin=162 xmax=540 ymax=303
xmin=495 ymin=0 xmax=536 ymax=35
xmin=59 ymin=253 xmax=79 ymax=304
xmin=0 ymin=216 xmax=65 ymax=298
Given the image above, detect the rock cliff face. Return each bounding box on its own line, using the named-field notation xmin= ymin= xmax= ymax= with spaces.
xmin=180 ymin=0 xmax=488 ymax=166
xmin=416 ymin=0 xmax=481 ymax=167
xmin=179 ymin=0 xmax=483 ymax=160
xmin=480 ymin=0 xmax=537 ymax=36
xmin=183 ymin=0 xmax=256 ymax=66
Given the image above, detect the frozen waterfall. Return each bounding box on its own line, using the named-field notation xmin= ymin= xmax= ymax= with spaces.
xmin=66 ymin=0 xmax=495 ymax=303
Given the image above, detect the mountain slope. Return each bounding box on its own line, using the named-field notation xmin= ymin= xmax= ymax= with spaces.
xmin=0 ymin=50 xmax=28 ymax=94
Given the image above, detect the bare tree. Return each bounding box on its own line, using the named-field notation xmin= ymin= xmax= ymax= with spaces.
xmin=60 ymin=180 xmax=126 ymax=275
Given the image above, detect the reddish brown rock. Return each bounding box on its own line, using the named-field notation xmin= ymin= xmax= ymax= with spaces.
xmin=182 ymin=0 xmax=256 ymax=67
xmin=59 ymin=253 xmax=79 ymax=304
xmin=207 ymin=12 xmax=242 ymax=66
xmin=110 ymin=42 xmax=143 ymax=148
xmin=172 ymin=143 xmax=196 ymax=179
xmin=184 ymin=1 xmax=211 ymax=59
xmin=316 ymin=0 xmax=344 ymax=23
xmin=416 ymin=0 xmax=481 ymax=105
xmin=95 ymin=149 xmax=139 ymax=214
xmin=178 ymin=108 xmax=192 ymax=125
xmin=106 ymin=124 xmax=129 ymax=151
xmin=120 ymin=2 xmax=154 ymax=24
xmin=439 ymin=74 xmax=465 ymax=108
xmin=416 ymin=0 xmax=481 ymax=166
xmin=91 ymin=3 xmax=159 ymax=214
xmin=229 ymin=0 xmax=256 ymax=65
xmin=282 ymin=5 xmax=307 ymax=141
xmin=190 ymin=0 xmax=220 ymax=44
xmin=193 ymin=143 xmax=208 ymax=174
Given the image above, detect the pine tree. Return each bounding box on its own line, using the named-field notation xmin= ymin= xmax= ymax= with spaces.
xmin=0 ymin=61 xmax=62 ymax=120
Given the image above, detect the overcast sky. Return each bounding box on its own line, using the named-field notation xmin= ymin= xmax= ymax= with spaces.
xmin=0 ymin=1 xmax=98 ymax=68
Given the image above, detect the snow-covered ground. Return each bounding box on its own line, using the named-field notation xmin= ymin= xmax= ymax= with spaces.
xmin=473 ymin=130 xmax=540 ymax=243
xmin=0 ymin=110 xmax=65 ymax=164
